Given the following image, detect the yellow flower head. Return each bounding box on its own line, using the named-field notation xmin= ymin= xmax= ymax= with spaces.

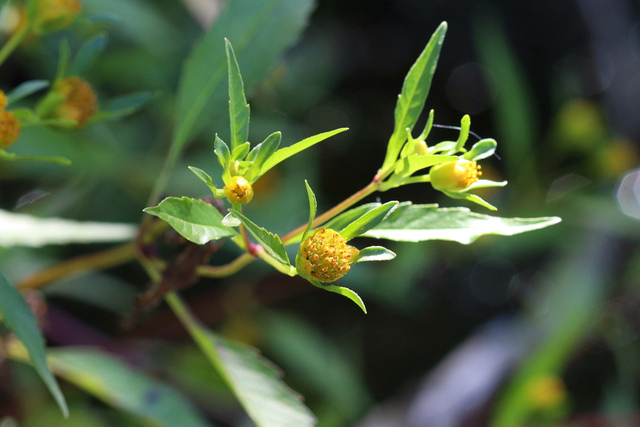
xmin=298 ymin=228 xmax=359 ymax=283
xmin=52 ymin=76 xmax=98 ymax=127
xmin=0 ymin=110 xmax=21 ymax=149
xmin=224 ymin=175 xmax=254 ymax=204
xmin=33 ymin=0 xmax=81 ymax=34
xmin=430 ymin=159 xmax=482 ymax=192
xmin=0 ymin=90 xmax=7 ymax=111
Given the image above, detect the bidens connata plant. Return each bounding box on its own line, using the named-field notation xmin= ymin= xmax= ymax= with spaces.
xmin=0 ymin=15 xmax=561 ymax=427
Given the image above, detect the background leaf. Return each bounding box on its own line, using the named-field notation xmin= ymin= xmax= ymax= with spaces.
xmin=165 ymin=293 xmax=316 ymax=427
xmin=175 ymin=0 xmax=315 ymax=150
xmin=144 ymin=197 xmax=236 ymax=245
xmin=6 ymin=80 xmax=49 ymax=105
xmin=0 ymin=150 xmax=71 ymax=166
xmin=68 ymin=32 xmax=108 ymax=76
xmin=0 ymin=210 xmax=136 ymax=247
xmin=42 ymin=347 xmax=210 ymax=427
xmin=0 ymin=271 xmax=68 ymax=417
xmin=363 ymin=204 xmax=561 ymax=244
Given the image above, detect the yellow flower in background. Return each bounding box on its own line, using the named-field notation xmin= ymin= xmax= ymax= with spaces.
xmin=32 ymin=0 xmax=81 ymax=34
xmin=0 ymin=110 xmax=21 ymax=149
xmin=51 ymin=76 xmax=98 ymax=127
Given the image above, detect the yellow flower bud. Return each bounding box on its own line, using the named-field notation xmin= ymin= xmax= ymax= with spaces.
xmin=0 ymin=90 xmax=7 ymax=111
xmin=33 ymin=0 xmax=81 ymax=34
xmin=224 ymin=176 xmax=254 ymax=204
xmin=414 ymin=140 xmax=428 ymax=156
xmin=0 ymin=110 xmax=21 ymax=149
xmin=526 ymin=375 xmax=567 ymax=409
xmin=430 ymin=159 xmax=481 ymax=192
xmin=298 ymin=228 xmax=359 ymax=283
xmin=51 ymin=76 xmax=98 ymax=127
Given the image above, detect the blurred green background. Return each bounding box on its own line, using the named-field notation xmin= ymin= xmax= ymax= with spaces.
xmin=2 ymin=0 xmax=640 ymax=425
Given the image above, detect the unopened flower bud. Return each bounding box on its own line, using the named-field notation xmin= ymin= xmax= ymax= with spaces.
xmin=0 ymin=110 xmax=21 ymax=149
xmin=414 ymin=140 xmax=428 ymax=156
xmin=51 ymin=76 xmax=98 ymax=127
xmin=430 ymin=159 xmax=481 ymax=192
xmin=224 ymin=175 xmax=254 ymax=204
xmin=32 ymin=0 xmax=81 ymax=34
xmin=298 ymin=228 xmax=359 ymax=283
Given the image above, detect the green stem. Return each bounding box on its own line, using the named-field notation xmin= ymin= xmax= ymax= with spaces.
xmin=0 ymin=24 xmax=30 ymax=68
xmin=197 ymin=252 xmax=255 ymax=278
xmin=282 ymin=180 xmax=378 ymax=245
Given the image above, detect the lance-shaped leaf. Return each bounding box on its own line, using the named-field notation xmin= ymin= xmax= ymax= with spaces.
xmin=144 ymin=197 xmax=236 ymax=245
xmin=381 ymin=22 xmax=447 ymax=173
xmin=0 ymin=150 xmax=71 ymax=166
xmin=6 ymin=80 xmax=49 ymax=105
xmin=214 ymin=135 xmax=231 ymax=169
xmin=260 ymin=128 xmax=348 ymax=174
xmin=301 ymin=180 xmax=317 ymax=243
xmin=13 ymin=347 xmax=210 ymax=427
xmin=68 ymin=32 xmax=108 ymax=76
xmin=339 ymin=201 xmax=399 ymax=240
xmin=165 ymin=293 xmax=316 ymax=427
xmin=228 ymin=210 xmax=290 ymax=266
xmin=0 ymin=272 xmax=68 ymax=417
xmin=307 ymin=279 xmax=367 ymax=314
xmin=323 ymin=203 xmax=384 ymax=232
xmin=363 ymin=204 xmax=561 ymax=244
xmin=354 ymin=246 xmax=396 ymax=263
xmin=225 ymin=39 xmax=250 ymax=151
xmin=188 ymin=166 xmax=220 ymax=195
xmin=0 ymin=210 xmax=135 ymax=247
xmin=244 ymin=131 xmax=281 ymax=182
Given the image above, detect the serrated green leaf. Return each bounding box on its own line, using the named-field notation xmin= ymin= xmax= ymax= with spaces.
xmin=244 ymin=131 xmax=281 ymax=182
xmin=68 ymin=32 xmax=108 ymax=76
xmin=381 ymin=22 xmax=447 ymax=173
xmin=0 ymin=149 xmax=71 ymax=166
xmin=339 ymin=201 xmax=399 ymax=240
xmin=307 ymin=279 xmax=367 ymax=313
xmin=225 ymin=39 xmax=250 ymax=151
xmin=39 ymin=348 xmax=210 ymax=427
xmin=229 ymin=210 xmax=290 ymax=266
xmin=6 ymin=80 xmax=49 ymax=105
xmin=165 ymin=293 xmax=315 ymax=427
xmin=0 ymin=209 xmax=135 ymax=247
xmin=144 ymin=197 xmax=235 ymax=244
xmin=363 ymin=204 xmax=561 ymax=244
xmin=0 ymin=272 xmax=68 ymax=417
xmin=463 ymin=138 xmax=498 ymax=161
xmin=175 ymin=0 xmax=315 ymax=151
xmin=260 ymin=128 xmax=348 ymax=174
xmin=355 ymin=246 xmax=396 ymax=263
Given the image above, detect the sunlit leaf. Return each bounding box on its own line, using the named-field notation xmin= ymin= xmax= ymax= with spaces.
xmin=0 ymin=210 xmax=135 ymax=247
xmin=354 ymin=246 xmax=396 ymax=263
xmin=363 ymin=204 xmax=561 ymax=244
xmin=144 ymin=197 xmax=235 ymax=245
xmin=339 ymin=201 xmax=398 ymax=240
xmin=0 ymin=272 xmax=68 ymax=417
xmin=307 ymin=279 xmax=367 ymax=313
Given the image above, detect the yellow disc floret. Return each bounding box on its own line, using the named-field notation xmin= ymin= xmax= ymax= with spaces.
xmin=33 ymin=0 xmax=81 ymax=34
xmin=430 ymin=159 xmax=482 ymax=192
xmin=298 ymin=228 xmax=359 ymax=283
xmin=0 ymin=110 xmax=21 ymax=149
xmin=224 ymin=176 xmax=254 ymax=204
xmin=51 ymin=76 xmax=98 ymax=127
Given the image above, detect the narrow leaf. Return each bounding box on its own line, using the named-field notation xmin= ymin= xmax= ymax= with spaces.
xmin=381 ymin=22 xmax=447 ymax=172
xmin=0 ymin=209 xmax=135 ymax=247
xmin=405 ymin=154 xmax=458 ymax=175
xmin=244 ymin=131 xmax=281 ymax=182
xmin=144 ymin=197 xmax=236 ymax=245
xmin=363 ymin=204 xmax=561 ymax=244
xmin=44 ymin=348 xmax=209 ymax=427
xmin=175 ymin=0 xmax=315 ymax=149
xmin=165 ymin=293 xmax=316 ymax=427
xmin=302 ymin=180 xmax=317 ymax=243
xmin=225 ymin=39 xmax=250 ymax=151
xmin=0 ymin=272 xmax=68 ymax=417
xmin=68 ymin=32 xmax=108 ymax=76
xmin=323 ymin=203 xmax=383 ymax=232
xmin=188 ymin=166 xmax=218 ymax=194
xmin=0 ymin=150 xmax=71 ymax=166
xmin=307 ymin=280 xmax=367 ymax=313
xmin=463 ymin=138 xmax=498 ymax=161
xmin=261 ymin=128 xmax=348 ymax=174
xmin=339 ymin=201 xmax=399 ymax=240
xmin=6 ymin=80 xmax=49 ymax=105
xmin=214 ymin=135 xmax=231 ymax=169
xmin=228 ymin=210 xmax=290 ymax=266
xmin=355 ymin=246 xmax=396 ymax=263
